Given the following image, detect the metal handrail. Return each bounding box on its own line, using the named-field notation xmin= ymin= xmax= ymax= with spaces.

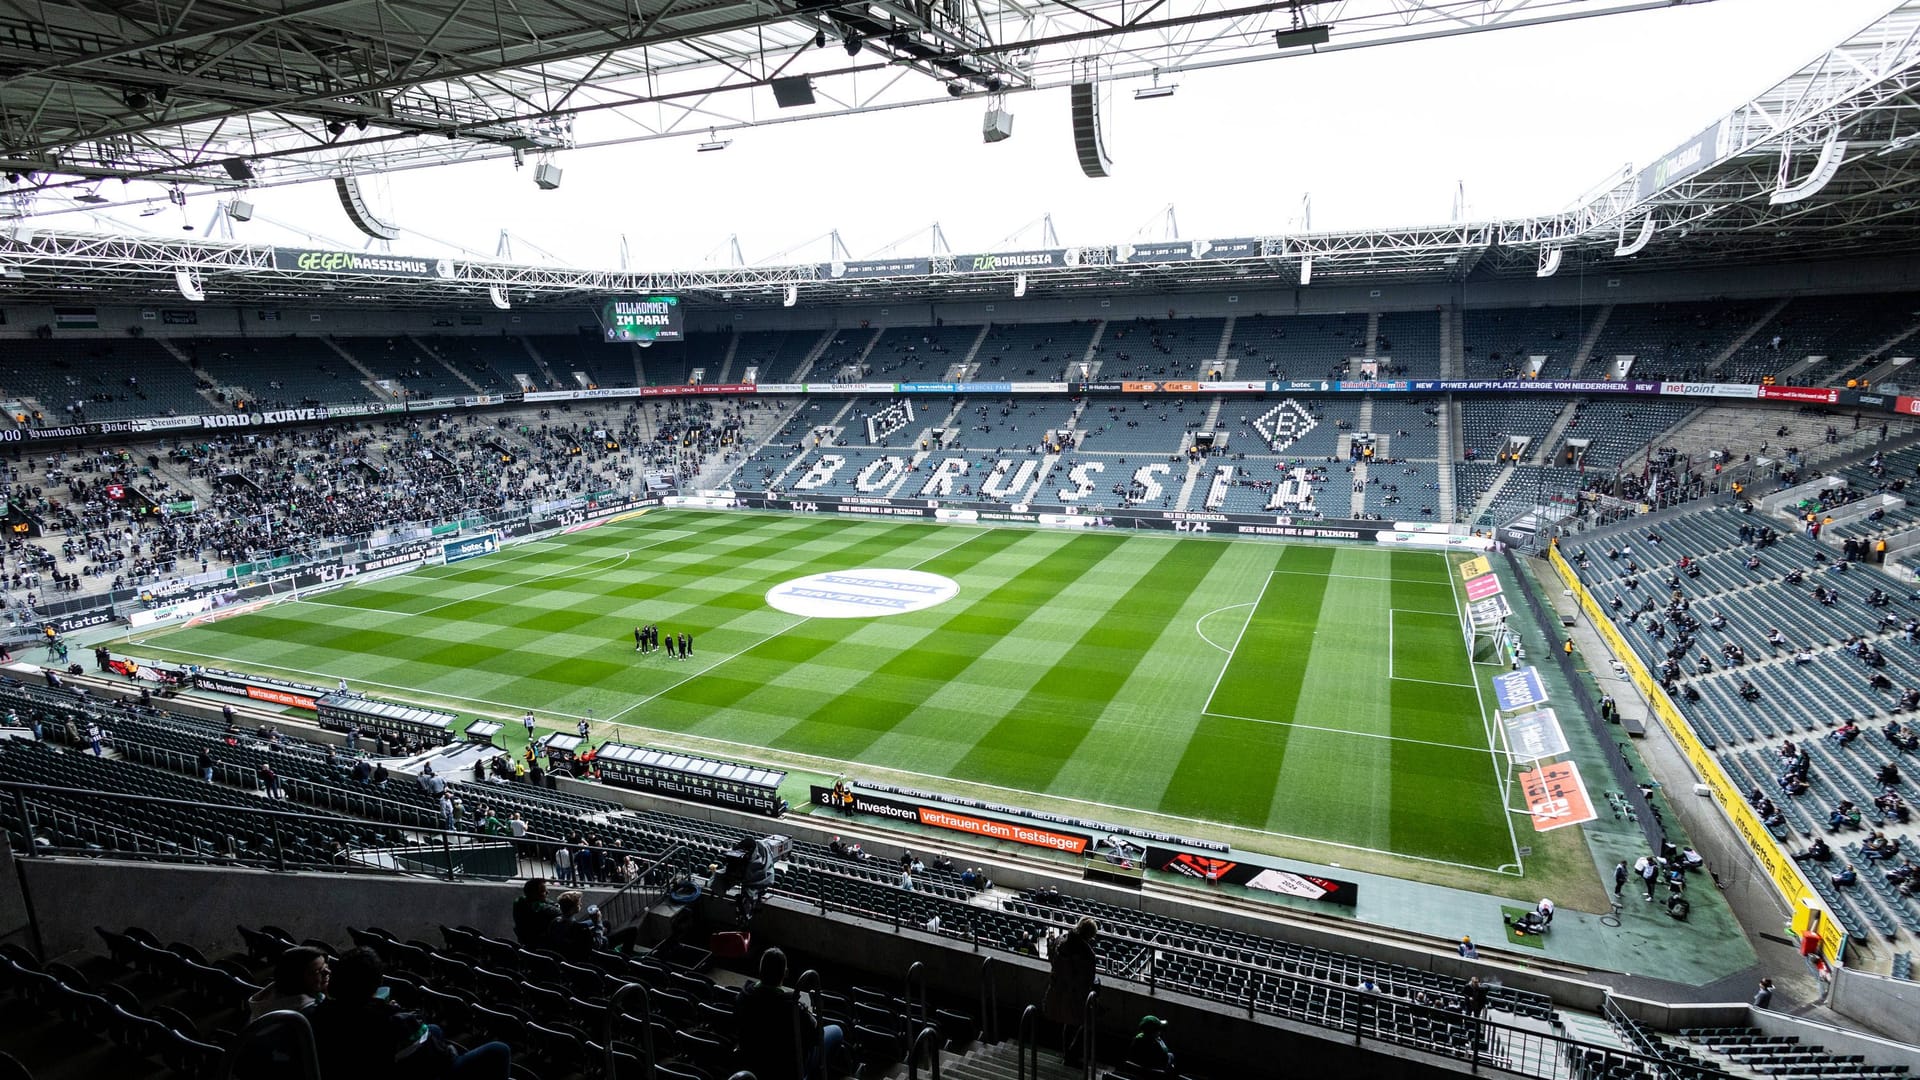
xmin=908 ymin=1026 xmax=943 ymax=1080
xmin=979 ymin=956 xmax=999 ymax=1044
xmin=1081 ymin=989 xmax=1098 ymax=1080
xmin=608 ymin=981 xmax=656 ymax=1080
xmin=1015 ymin=1004 xmax=1039 ymax=1080
xmin=906 ymin=959 xmax=928 ymax=1028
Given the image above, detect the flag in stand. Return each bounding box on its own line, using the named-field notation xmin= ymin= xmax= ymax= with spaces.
xmin=104 ymin=484 xmax=126 ymax=501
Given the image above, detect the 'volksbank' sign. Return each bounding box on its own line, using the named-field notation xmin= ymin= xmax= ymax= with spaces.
xmin=272 ymin=247 xmax=455 ymax=278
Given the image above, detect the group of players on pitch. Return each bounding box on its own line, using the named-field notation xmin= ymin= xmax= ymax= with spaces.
xmin=635 ymin=625 xmax=694 ymax=659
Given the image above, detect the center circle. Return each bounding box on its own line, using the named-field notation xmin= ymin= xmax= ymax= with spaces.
xmin=766 ymin=568 xmax=960 ymax=619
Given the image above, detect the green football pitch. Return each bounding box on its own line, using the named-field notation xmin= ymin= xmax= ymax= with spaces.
xmin=126 ymin=510 xmax=1522 ymax=871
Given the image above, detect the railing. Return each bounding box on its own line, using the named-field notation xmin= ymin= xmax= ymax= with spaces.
xmin=909 ymin=1026 xmax=943 ymax=1080
xmin=1015 ymin=1005 xmax=1040 ymax=1080
xmin=783 ymin=877 xmax=1735 ymax=1080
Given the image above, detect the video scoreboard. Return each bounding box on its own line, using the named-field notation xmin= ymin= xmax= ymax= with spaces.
xmin=597 ymin=295 xmax=683 ymax=343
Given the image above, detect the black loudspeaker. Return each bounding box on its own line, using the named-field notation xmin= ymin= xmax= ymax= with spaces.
xmin=222 ymin=159 xmax=256 ymax=182
xmin=1069 ymin=81 xmax=1112 ymax=178
xmin=771 ymin=76 xmax=817 ymax=108
xmin=334 ymin=176 xmax=399 ymax=239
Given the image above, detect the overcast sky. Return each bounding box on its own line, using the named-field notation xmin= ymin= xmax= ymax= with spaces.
xmin=114 ymin=0 xmax=1900 ymax=270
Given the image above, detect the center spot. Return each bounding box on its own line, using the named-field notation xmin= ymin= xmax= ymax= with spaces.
xmin=766 ymin=568 xmax=960 ymax=619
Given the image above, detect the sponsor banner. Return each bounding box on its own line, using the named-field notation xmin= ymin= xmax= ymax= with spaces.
xmin=934 ymin=509 xmax=981 ymax=523
xmin=1761 ymin=385 xmax=1840 ymax=405
xmin=898 ymin=382 xmax=1015 ymax=394
xmin=1465 ymin=574 xmax=1504 ymax=602
xmin=1845 ymin=391 xmax=1892 ymax=409
xmin=1010 ymin=382 xmax=1067 ymax=393
xmin=272 ymin=248 xmax=453 ymax=278
xmin=1225 ymin=522 xmax=1376 ymax=541
xmin=1895 ymin=396 xmax=1920 ymax=416
xmin=51 ymin=610 xmax=117 ymax=634
xmin=1636 ymin=120 xmax=1724 ymax=201
xmin=523 ymin=388 xmax=644 ymax=403
xmin=1272 ymin=380 xmax=1337 ymax=392
xmin=827 ymin=257 xmax=930 ymax=279
xmin=128 ymin=597 xmax=213 ymax=628
xmin=247 ymin=684 xmax=318 ymax=711
xmin=1334 ymin=380 xmax=1409 ymax=392
xmin=161 ymin=309 xmax=198 ymax=326
xmin=441 ymin=532 xmax=500 ymax=565
xmin=1492 ymin=666 xmax=1549 ymax=712
xmin=1211 ymin=381 xmax=1268 ymax=392
xmin=1520 ymin=760 xmax=1597 ymax=832
xmin=1660 ymin=381 xmax=1760 ymax=399
xmin=755 ymin=383 xmax=804 ymax=393
xmin=1422 ymin=379 xmax=1661 ymax=394
xmin=1144 ymin=847 xmax=1358 ymax=906
xmin=1459 ymin=555 xmax=1493 ymax=579
xmin=810 ymin=785 xmax=1089 ymax=853
xmin=53 ymin=307 xmax=99 ymax=329
xmin=1503 ymin=708 xmax=1570 ymax=761
xmin=1469 ymin=594 xmax=1512 ymax=624
xmin=1200 ymin=237 xmax=1263 ymax=260
xmin=1377 ymin=531 xmax=1495 ymax=550
xmin=1114 ymin=240 xmax=1206 ymax=263
xmin=955 ymin=249 xmax=1079 ymax=273
xmin=831 ymin=780 xmax=1227 ymax=853
xmin=1546 ymin=547 xmax=1843 ymax=963
xmin=201 ymin=406 xmax=330 ymax=429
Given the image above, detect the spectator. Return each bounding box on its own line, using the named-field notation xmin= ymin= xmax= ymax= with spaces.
xmin=1043 ymin=917 xmax=1099 ymax=1066
xmin=511 ymin=878 xmax=560 ymax=946
xmin=1752 ymin=978 xmax=1774 ymax=1009
xmin=543 ymin=890 xmax=605 ymax=960
xmin=246 ymin=945 xmax=330 ymax=1020
xmin=733 ymin=947 xmax=843 ymax=1080
xmin=308 ymin=947 xmax=510 ymax=1079
xmin=1125 ymin=1016 xmax=1175 ymax=1077
xmin=1457 ymin=936 xmax=1478 ymax=959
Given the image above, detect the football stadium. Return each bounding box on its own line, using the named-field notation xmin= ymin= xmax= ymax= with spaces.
xmin=0 ymin=0 xmax=1919 ymax=1078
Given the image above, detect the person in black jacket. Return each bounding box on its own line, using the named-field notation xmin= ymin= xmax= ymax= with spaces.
xmin=734 ymin=947 xmax=843 ymax=1080
xmin=1042 ymin=917 xmax=1099 ymax=1066
xmin=511 ymin=878 xmax=560 ymax=946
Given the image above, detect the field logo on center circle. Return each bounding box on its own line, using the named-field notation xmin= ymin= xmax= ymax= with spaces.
xmin=766 ymin=568 xmax=959 ymax=619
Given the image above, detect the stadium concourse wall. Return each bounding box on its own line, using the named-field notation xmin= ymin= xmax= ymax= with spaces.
xmin=1545 ymin=546 xmax=1846 ymax=966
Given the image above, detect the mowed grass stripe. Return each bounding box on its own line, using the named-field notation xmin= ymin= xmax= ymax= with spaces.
xmin=1264 ymin=548 xmax=1394 ymax=847
xmin=948 ymin=537 xmax=1232 ymax=792
xmin=761 ymin=531 xmax=1129 ymax=763
xmin=1158 ymin=545 xmax=1331 ymax=823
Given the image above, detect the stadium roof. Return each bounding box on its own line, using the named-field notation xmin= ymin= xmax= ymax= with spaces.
xmin=0 ymin=0 xmax=1917 ymax=308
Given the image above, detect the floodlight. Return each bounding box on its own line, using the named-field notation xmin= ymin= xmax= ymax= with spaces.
xmin=1299 ymin=257 xmax=1312 ymax=285
xmin=1134 ymin=83 xmax=1176 ymax=100
xmin=697 ymin=129 xmax=732 ymax=152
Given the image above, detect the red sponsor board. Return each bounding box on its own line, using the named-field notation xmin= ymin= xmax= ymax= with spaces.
xmin=1519 ymin=760 xmax=1597 ymax=832
xmin=636 ymin=383 xmax=757 ymax=397
xmin=1759 ymin=385 xmax=1840 ymax=405
xmin=1465 ymin=574 xmax=1503 ymax=601
xmin=1896 ymin=396 xmax=1920 ymax=416
xmin=247 ymin=685 xmax=318 ymax=711
xmin=916 ymin=807 xmax=1089 ymax=853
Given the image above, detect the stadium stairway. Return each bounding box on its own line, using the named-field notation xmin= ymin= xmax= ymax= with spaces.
xmin=408 ymin=335 xmax=490 ymax=394
xmin=1564 ymin=306 xmax=1614 ymax=379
